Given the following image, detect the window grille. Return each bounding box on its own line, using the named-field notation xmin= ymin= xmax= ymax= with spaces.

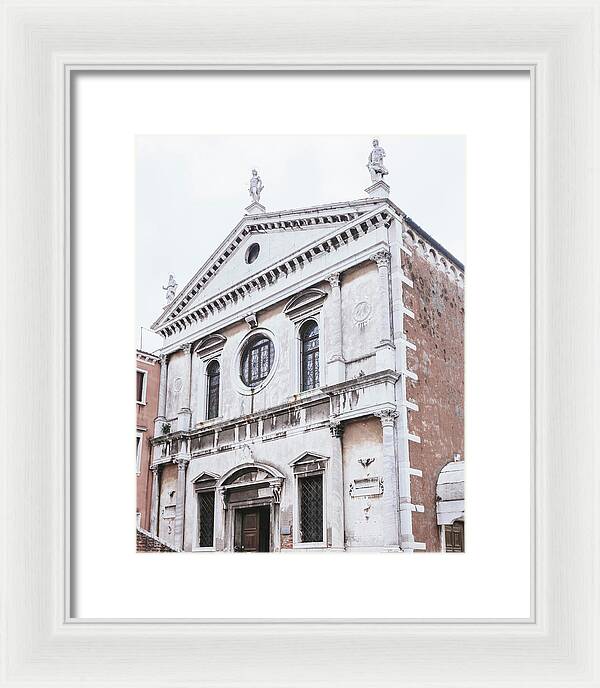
xmin=197 ymin=491 xmax=215 ymax=548
xmin=299 ymin=474 xmax=323 ymax=543
xmin=300 ymin=320 xmax=319 ymax=391
xmin=240 ymin=335 xmax=274 ymax=387
xmin=206 ymin=360 xmax=220 ymax=420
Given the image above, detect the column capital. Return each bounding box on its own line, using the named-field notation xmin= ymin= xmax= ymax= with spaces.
xmin=375 ymin=408 xmax=398 ymax=428
xmin=159 ymin=353 xmax=168 ymax=365
xmin=180 ymin=342 xmax=192 ymax=354
xmin=326 ymin=272 xmax=341 ymax=288
xmin=149 ymin=464 xmax=160 ymax=474
xmin=329 ymin=421 xmax=344 ymax=438
xmin=173 ymin=457 xmax=189 ymax=471
xmin=370 ymin=250 xmax=391 ymax=269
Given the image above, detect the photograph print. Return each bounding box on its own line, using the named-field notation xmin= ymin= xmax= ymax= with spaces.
xmin=135 ymin=135 xmax=464 ymax=554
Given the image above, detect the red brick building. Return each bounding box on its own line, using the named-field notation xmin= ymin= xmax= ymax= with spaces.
xmin=402 ymin=222 xmax=465 ymax=551
xmin=136 ymin=350 xmax=160 ymax=531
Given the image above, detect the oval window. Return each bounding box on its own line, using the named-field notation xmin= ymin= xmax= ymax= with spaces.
xmin=240 ymin=335 xmax=274 ymax=387
xmin=245 ymin=243 xmax=260 ymax=264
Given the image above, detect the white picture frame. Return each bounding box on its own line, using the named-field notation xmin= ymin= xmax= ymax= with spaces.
xmin=1 ymin=1 xmax=598 ymax=686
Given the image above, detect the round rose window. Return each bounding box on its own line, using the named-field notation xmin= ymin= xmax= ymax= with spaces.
xmin=240 ymin=334 xmax=274 ymax=387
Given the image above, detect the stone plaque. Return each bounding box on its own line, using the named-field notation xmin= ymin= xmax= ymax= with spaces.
xmin=349 ymin=476 xmax=383 ymax=498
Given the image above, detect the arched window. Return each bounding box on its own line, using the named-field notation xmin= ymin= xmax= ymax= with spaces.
xmin=300 ymin=320 xmax=320 ymax=391
xmin=206 ymin=360 xmax=220 ymax=420
xmin=240 ymin=335 xmax=274 ymax=387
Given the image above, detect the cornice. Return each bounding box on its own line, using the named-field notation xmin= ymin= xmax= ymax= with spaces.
xmin=154 ymin=205 xmax=393 ymax=339
xmin=151 ymin=198 xmax=386 ymax=330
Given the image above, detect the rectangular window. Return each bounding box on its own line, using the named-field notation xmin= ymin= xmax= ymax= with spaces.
xmin=136 ymin=433 xmax=143 ymax=474
xmin=444 ymin=521 xmax=465 ymax=552
xmin=197 ymin=491 xmax=215 ymax=548
xmin=299 ymin=474 xmax=324 ymax=543
xmin=136 ymin=370 xmax=147 ymax=403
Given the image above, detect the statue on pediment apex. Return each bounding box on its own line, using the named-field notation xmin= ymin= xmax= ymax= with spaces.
xmin=367 ymin=138 xmax=389 ymax=182
xmin=249 ymin=169 xmax=264 ymax=203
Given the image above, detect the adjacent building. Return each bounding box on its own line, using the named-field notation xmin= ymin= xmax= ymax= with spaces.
xmin=136 ymin=350 xmax=160 ymax=532
xmin=144 ymin=145 xmax=464 ymax=553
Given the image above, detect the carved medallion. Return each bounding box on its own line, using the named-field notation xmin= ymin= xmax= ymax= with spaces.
xmin=172 ymin=377 xmax=183 ymax=393
xmin=352 ymin=300 xmax=372 ymax=328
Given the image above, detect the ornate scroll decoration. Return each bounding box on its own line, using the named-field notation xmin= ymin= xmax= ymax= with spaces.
xmin=358 ymin=457 xmax=375 ymax=469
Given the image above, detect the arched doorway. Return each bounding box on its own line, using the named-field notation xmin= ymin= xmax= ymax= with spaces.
xmin=217 ymin=463 xmax=284 ymax=552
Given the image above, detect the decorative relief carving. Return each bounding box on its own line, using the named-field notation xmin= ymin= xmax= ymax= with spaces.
xmin=172 ymin=377 xmax=183 ymax=393
xmin=329 ymin=422 xmax=343 ymax=438
xmin=326 ymin=272 xmax=341 ymax=289
xmin=358 ymin=457 xmax=375 ymax=469
xmin=352 ymin=300 xmax=372 ymax=328
xmin=370 ymin=250 xmax=391 ymax=269
xmin=349 ymin=476 xmax=384 ymax=498
xmin=375 ymin=408 xmax=398 ymax=428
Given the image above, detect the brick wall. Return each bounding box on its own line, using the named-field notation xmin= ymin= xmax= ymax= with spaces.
xmin=402 ymin=251 xmax=464 ymax=551
xmin=136 ymin=353 xmax=160 ymax=531
xmin=136 ymin=527 xmax=177 ymax=552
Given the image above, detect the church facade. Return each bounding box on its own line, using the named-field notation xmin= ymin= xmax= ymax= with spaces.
xmin=147 ymin=147 xmax=464 ymax=553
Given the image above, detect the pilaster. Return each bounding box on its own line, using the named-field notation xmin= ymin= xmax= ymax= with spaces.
xmin=177 ymin=343 xmax=192 ymax=431
xmin=149 ymin=465 xmax=160 ymax=536
xmin=326 ymin=272 xmax=345 ymax=384
xmin=154 ymin=353 xmax=168 ymax=435
xmin=328 ymin=422 xmax=345 ymax=550
xmin=173 ymin=457 xmax=189 ymax=551
xmin=375 ymin=408 xmax=401 ymax=550
xmin=370 ymin=250 xmax=396 ymax=370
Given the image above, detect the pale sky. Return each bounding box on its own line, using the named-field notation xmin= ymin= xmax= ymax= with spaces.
xmin=136 ymin=136 xmax=465 ymax=352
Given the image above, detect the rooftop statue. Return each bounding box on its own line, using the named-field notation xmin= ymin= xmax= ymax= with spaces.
xmin=162 ymin=273 xmax=177 ymax=303
xmin=367 ymin=138 xmax=388 ymax=182
xmin=249 ymin=169 xmax=264 ymax=203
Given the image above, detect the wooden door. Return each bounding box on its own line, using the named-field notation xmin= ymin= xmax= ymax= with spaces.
xmin=241 ymin=510 xmax=259 ymax=552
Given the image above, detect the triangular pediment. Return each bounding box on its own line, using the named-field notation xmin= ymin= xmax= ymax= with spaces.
xmin=151 ymin=199 xmax=386 ymax=330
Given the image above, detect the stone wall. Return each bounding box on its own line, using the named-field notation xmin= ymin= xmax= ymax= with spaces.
xmin=402 ymin=249 xmax=464 ymax=551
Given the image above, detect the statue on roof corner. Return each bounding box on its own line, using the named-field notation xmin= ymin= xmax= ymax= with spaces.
xmin=162 ymin=274 xmax=177 ymax=303
xmin=367 ymin=139 xmax=389 ymax=182
xmin=249 ymin=169 xmax=264 ymax=203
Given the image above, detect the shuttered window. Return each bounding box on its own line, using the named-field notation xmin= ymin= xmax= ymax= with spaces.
xmin=444 ymin=520 xmax=465 ymax=552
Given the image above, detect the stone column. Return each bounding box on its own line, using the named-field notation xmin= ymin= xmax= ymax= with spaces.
xmin=177 ymin=343 xmax=192 ymax=431
xmin=154 ymin=354 xmax=169 ymax=435
xmin=173 ymin=457 xmax=189 ymax=551
xmin=326 ymin=272 xmax=345 ymax=384
xmin=375 ymin=409 xmax=400 ymax=550
xmin=328 ymin=422 xmax=345 ymax=550
xmin=370 ymin=251 xmax=396 ymax=370
xmin=149 ymin=465 xmax=160 ymax=536
xmin=215 ymin=487 xmax=227 ymax=551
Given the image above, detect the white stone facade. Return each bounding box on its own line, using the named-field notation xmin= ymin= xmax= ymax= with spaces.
xmin=149 ymin=194 xmax=464 ymax=552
